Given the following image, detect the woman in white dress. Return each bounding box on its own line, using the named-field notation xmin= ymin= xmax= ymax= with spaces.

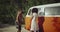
xmin=30 ymin=8 xmax=39 ymax=32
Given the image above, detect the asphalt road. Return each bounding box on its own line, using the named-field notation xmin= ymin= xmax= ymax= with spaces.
xmin=0 ymin=25 xmax=29 ymax=32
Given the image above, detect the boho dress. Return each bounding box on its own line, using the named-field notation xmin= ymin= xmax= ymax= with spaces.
xmin=30 ymin=13 xmax=39 ymax=32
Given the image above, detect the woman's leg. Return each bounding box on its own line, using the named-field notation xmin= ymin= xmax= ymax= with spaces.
xmin=30 ymin=31 xmax=34 ymax=32
xmin=36 ymin=30 xmax=39 ymax=32
xmin=17 ymin=25 xmax=21 ymax=32
xmin=17 ymin=29 xmax=21 ymax=32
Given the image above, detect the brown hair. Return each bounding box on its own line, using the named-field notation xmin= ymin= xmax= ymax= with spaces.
xmin=32 ymin=8 xmax=38 ymax=13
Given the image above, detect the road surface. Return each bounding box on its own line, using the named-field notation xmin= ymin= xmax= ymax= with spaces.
xmin=0 ymin=25 xmax=29 ymax=32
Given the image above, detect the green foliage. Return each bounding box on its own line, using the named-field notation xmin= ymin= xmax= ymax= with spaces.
xmin=0 ymin=0 xmax=18 ymax=24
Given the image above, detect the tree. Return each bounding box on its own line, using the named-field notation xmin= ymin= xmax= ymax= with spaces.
xmin=0 ymin=0 xmax=18 ymax=24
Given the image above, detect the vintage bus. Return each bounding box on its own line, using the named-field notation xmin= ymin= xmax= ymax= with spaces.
xmin=25 ymin=3 xmax=60 ymax=32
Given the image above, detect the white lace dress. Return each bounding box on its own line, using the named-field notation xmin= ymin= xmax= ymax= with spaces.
xmin=30 ymin=13 xmax=39 ymax=32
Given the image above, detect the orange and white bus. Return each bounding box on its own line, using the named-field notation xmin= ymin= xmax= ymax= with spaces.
xmin=25 ymin=3 xmax=60 ymax=32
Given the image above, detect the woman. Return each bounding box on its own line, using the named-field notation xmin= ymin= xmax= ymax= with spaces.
xmin=16 ymin=9 xmax=23 ymax=32
xmin=30 ymin=8 xmax=39 ymax=32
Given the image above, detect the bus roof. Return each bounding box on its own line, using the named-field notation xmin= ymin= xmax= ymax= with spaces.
xmin=30 ymin=3 xmax=60 ymax=9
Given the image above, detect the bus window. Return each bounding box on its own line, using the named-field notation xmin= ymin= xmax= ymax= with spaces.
xmin=39 ymin=12 xmax=45 ymax=16
xmin=38 ymin=8 xmax=45 ymax=16
xmin=28 ymin=9 xmax=32 ymax=15
xmin=45 ymin=6 xmax=60 ymax=15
